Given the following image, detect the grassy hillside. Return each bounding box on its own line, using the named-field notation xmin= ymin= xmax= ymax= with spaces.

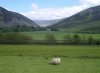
xmin=48 ymin=5 xmax=100 ymax=33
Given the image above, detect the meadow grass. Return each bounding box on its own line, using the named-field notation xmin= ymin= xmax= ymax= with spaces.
xmin=21 ymin=31 xmax=100 ymax=40
xmin=0 ymin=45 xmax=100 ymax=73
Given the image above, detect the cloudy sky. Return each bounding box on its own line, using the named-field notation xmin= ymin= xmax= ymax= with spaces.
xmin=0 ymin=0 xmax=100 ymax=20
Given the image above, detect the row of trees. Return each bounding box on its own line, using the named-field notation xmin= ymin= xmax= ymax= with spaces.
xmin=0 ymin=25 xmax=100 ymax=34
xmin=64 ymin=34 xmax=100 ymax=45
xmin=0 ymin=25 xmax=46 ymax=32
xmin=43 ymin=34 xmax=100 ymax=45
xmin=0 ymin=32 xmax=100 ymax=45
xmin=0 ymin=32 xmax=33 ymax=44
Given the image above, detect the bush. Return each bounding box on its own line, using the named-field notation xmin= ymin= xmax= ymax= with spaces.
xmin=63 ymin=34 xmax=72 ymax=44
xmin=88 ymin=36 xmax=95 ymax=45
xmin=0 ymin=32 xmax=33 ymax=44
xmin=95 ymin=40 xmax=100 ymax=45
xmin=72 ymin=34 xmax=81 ymax=45
xmin=44 ymin=34 xmax=57 ymax=44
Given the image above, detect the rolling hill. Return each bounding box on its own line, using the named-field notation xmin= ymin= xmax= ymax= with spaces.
xmin=48 ymin=5 xmax=100 ymax=33
xmin=0 ymin=7 xmax=38 ymax=27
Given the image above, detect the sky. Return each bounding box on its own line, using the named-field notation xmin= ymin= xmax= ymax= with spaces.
xmin=0 ymin=0 xmax=100 ymax=20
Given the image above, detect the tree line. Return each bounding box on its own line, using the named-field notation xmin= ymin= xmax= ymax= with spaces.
xmin=0 ymin=32 xmax=33 ymax=44
xmin=0 ymin=25 xmax=100 ymax=34
xmin=42 ymin=34 xmax=100 ymax=45
xmin=0 ymin=32 xmax=100 ymax=45
xmin=63 ymin=34 xmax=100 ymax=45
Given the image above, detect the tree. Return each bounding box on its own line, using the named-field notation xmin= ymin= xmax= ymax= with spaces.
xmin=0 ymin=32 xmax=33 ymax=44
xmin=63 ymin=34 xmax=72 ymax=44
xmin=51 ymin=28 xmax=58 ymax=31
xmin=88 ymin=36 xmax=95 ymax=45
xmin=95 ymin=40 xmax=100 ymax=45
xmin=72 ymin=34 xmax=81 ymax=45
xmin=45 ymin=34 xmax=57 ymax=44
xmin=81 ymin=35 xmax=87 ymax=45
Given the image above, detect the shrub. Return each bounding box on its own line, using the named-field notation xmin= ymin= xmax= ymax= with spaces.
xmin=88 ymin=36 xmax=95 ymax=45
xmin=44 ymin=34 xmax=57 ymax=44
xmin=0 ymin=32 xmax=33 ymax=44
xmin=63 ymin=34 xmax=72 ymax=44
xmin=72 ymin=34 xmax=81 ymax=45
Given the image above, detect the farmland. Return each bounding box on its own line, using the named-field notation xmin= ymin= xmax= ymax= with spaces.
xmin=21 ymin=31 xmax=100 ymax=40
xmin=0 ymin=45 xmax=100 ymax=73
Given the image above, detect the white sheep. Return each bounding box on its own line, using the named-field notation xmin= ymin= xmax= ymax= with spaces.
xmin=50 ymin=57 xmax=61 ymax=65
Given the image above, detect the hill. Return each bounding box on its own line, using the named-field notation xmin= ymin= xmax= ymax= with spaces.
xmin=34 ymin=19 xmax=61 ymax=27
xmin=0 ymin=7 xmax=38 ymax=28
xmin=48 ymin=5 xmax=100 ymax=33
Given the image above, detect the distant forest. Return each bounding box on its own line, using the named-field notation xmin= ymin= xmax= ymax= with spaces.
xmin=0 ymin=25 xmax=100 ymax=34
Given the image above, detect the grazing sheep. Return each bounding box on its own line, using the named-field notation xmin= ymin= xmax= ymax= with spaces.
xmin=50 ymin=57 xmax=61 ymax=65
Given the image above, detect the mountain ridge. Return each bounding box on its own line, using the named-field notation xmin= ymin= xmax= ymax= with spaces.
xmin=0 ymin=7 xmax=38 ymax=27
xmin=48 ymin=5 xmax=100 ymax=33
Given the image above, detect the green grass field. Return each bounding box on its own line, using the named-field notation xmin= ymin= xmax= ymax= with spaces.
xmin=0 ymin=45 xmax=100 ymax=73
xmin=21 ymin=31 xmax=100 ymax=40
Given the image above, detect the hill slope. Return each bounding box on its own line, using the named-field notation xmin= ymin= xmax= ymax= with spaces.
xmin=0 ymin=7 xmax=38 ymax=27
xmin=48 ymin=5 xmax=100 ymax=33
xmin=34 ymin=19 xmax=61 ymax=27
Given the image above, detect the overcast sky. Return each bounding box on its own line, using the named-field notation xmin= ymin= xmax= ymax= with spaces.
xmin=0 ymin=0 xmax=100 ymax=20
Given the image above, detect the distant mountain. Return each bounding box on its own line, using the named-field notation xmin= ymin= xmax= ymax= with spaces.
xmin=48 ymin=5 xmax=100 ymax=33
xmin=0 ymin=7 xmax=38 ymax=27
xmin=34 ymin=19 xmax=61 ymax=27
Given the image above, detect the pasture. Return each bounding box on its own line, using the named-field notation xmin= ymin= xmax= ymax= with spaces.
xmin=21 ymin=31 xmax=100 ymax=40
xmin=0 ymin=45 xmax=100 ymax=73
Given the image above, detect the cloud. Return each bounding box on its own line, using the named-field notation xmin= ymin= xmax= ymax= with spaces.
xmin=22 ymin=0 xmax=100 ymax=20
xmin=31 ymin=3 xmax=39 ymax=10
xmin=22 ymin=4 xmax=87 ymax=20
xmin=81 ymin=0 xmax=100 ymax=5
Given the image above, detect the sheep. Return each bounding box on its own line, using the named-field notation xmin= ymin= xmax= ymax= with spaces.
xmin=50 ymin=57 xmax=61 ymax=65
